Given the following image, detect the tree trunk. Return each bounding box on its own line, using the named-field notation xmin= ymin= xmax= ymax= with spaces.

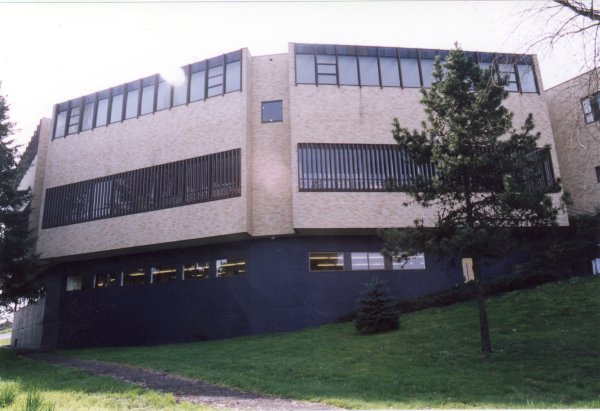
xmin=472 ymin=258 xmax=492 ymax=358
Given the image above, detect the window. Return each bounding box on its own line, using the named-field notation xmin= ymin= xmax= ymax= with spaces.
xmin=54 ymin=107 xmax=68 ymax=138
xmin=309 ymin=252 xmax=344 ymax=271
xmin=66 ymin=275 xmax=83 ymax=291
xmin=596 ymin=166 xmax=600 ymax=183
xmin=261 ymin=100 xmax=283 ymax=123
xmin=517 ymin=64 xmax=537 ymax=93
xmin=392 ymin=253 xmax=426 ymax=270
xmin=317 ymin=54 xmax=337 ymax=85
xmin=216 ymin=258 xmax=246 ymax=277
xmin=67 ymin=101 xmax=81 ymax=135
xmin=190 ymin=61 xmax=206 ymax=102
xmin=183 ymin=262 xmax=210 ymax=280
xmin=42 ymin=149 xmax=241 ymax=228
xmin=298 ymin=143 xmax=436 ymax=192
xmin=110 ymin=87 xmax=124 ymax=123
xmin=95 ymin=91 xmax=110 ymax=127
xmin=351 ymin=252 xmax=385 ymax=270
xmin=140 ymin=77 xmax=156 ymax=115
xmin=498 ymin=63 xmax=518 ymax=92
xmin=51 ymin=50 xmax=241 ymax=137
xmin=123 ymin=268 xmax=146 ymax=286
xmin=379 ymin=48 xmax=400 ymax=87
xmin=419 ymin=50 xmax=438 ymax=88
xmin=81 ymin=99 xmax=95 ymax=131
xmin=94 ymin=272 xmax=121 ymax=288
xmin=461 ymin=258 xmax=474 ymax=282
xmin=582 ymin=96 xmax=597 ymax=124
xmin=338 ymin=52 xmax=359 ymax=86
xmin=173 ymin=68 xmax=189 ymax=106
xmin=156 ymin=81 xmax=171 ymax=111
xmin=358 ymin=47 xmax=379 ymax=86
xmin=399 ymin=48 xmax=421 ymax=87
xmin=296 ymin=53 xmax=316 ymax=84
xmin=150 ymin=265 xmax=177 ymax=283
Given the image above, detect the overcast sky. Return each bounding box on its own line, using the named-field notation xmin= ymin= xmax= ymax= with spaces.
xmin=0 ymin=0 xmax=591 ymax=150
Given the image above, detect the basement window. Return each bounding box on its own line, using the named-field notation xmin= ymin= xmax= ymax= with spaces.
xmin=66 ymin=275 xmax=83 ymax=291
xmin=596 ymin=166 xmax=600 ymax=183
xmin=94 ymin=272 xmax=121 ymax=288
xmin=183 ymin=262 xmax=210 ymax=280
xmin=350 ymin=252 xmax=385 ymax=270
xmin=216 ymin=258 xmax=246 ymax=277
xmin=392 ymin=253 xmax=426 ymax=270
xmin=309 ymin=252 xmax=344 ymax=271
xmin=123 ymin=268 xmax=146 ymax=286
xmin=150 ymin=265 xmax=177 ymax=284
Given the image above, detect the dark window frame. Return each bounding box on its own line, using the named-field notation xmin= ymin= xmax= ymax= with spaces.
xmin=261 ymin=100 xmax=283 ymax=123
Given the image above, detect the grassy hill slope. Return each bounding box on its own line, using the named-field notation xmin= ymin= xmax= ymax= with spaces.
xmin=67 ymin=276 xmax=600 ymax=409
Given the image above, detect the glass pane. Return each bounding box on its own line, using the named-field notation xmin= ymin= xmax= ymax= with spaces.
xmin=190 ymin=70 xmax=206 ymax=102
xmin=67 ymin=106 xmax=80 ymax=135
xmin=517 ymin=64 xmax=537 ymax=93
xmin=368 ymin=252 xmax=385 ymax=270
xmin=479 ymin=62 xmax=493 ymax=72
xmin=54 ymin=110 xmax=67 ymax=138
xmin=110 ymin=94 xmax=124 ymax=123
xmin=125 ymin=89 xmax=139 ymax=119
xmin=183 ymin=262 xmax=210 ymax=280
xmin=81 ymin=102 xmax=94 ymax=131
xmin=359 ymin=56 xmax=379 ymax=86
xmin=66 ymin=275 xmax=82 ymax=291
xmin=338 ymin=55 xmax=358 ymax=85
xmin=207 ymin=66 xmax=223 ymax=96
xmin=216 ymin=258 xmax=246 ymax=277
xmin=140 ymin=84 xmax=155 ymax=115
xmin=309 ymin=252 xmax=344 ymax=271
xmin=151 ymin=266 xmax=177 ymax=283
xmin=380 ymin=57 xmax=400 ymax=86
xmin=400 ymin=58 xmax=420 ymax=87
xmin=94 ymin=272 xmax=120 ymax=288
xmin=95 ymin=98 xmax=109 ymax=127
xmin=498 ymin=64 xmax=518 ymax=92
xmin=123 ymin=268 xmax=145 ymax=286
xmin=296 ymin=54 xmax=316 ymax=84
xmin=351 ymin=252 xmax=369 ymax=270
xmin=261 ymin=100 xmax=283 ymax=122
xmin=420 ymin=59 xmax=435 ymax=87
xmin=393 ymin=253 xmax=426 ymax=270
xmin=225 ymin=60 xmax=241 ymax=93
xmin=156 ymin=82 xmax=171 ymax=111
xmin=318 ymin=74 xmax=337 ymax=85
xmin=173 ymin=75 xmax=188 ymax=106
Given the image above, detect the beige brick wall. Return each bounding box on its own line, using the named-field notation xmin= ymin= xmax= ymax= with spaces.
xmin=29 ymin=118 xmax=52 ymax=251
xmin=289 ymin=47 xmax=568 ymax=228
xmin=546 ymin=70 xmax=600 ymax=215
xmin=36 ymin=50 xmax=252 ymax=259
xmin=249 ymin=54 xmax=294 ymax=237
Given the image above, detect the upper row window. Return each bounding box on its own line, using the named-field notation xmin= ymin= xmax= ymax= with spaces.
xmin=295 ymin=44 xmax=538 ymax=94
xmin=582 ymin=93 xmax=600 ymax=124
xmin=53 ymin=50 xmax=242 ymax=139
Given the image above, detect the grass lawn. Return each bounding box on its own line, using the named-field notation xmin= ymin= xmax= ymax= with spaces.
xmin=0 ymin=349 xmax=207 ymax=410
xmin=67 ymin=276 xmax=600 ymax=409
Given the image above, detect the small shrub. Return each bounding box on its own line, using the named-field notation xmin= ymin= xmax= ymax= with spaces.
xmin=0 ymin=380 xmax=18 ymax=407
xmin=355 ymin=277 xmax=399 ymax=334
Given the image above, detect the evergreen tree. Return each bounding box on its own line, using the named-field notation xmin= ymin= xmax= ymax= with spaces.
xmin=380 ymin=47 xmax=563 ymax=357
xmin=355 ymin=277 xmax=399 ymax=334
xmin=0 ymin=84 xmax=39 ymax=310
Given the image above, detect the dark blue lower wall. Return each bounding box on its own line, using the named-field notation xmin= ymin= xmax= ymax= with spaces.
xmin=50 ymin=235 xmax=520 ymax=349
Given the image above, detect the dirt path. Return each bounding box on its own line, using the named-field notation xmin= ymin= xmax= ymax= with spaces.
xmin=25 ymin=352 xmax=338 ymax=410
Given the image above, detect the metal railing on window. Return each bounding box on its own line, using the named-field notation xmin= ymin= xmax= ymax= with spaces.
xmin=42 ymin=149 xmax=241 ymax=229
xmin=297 ymin=143 xmax=556 ymax=194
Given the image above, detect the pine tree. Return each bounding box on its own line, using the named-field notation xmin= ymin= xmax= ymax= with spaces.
xmin=355 ymin=277 xmax=399 ymax=335
xmin=380 ymin=46 xmax=563 ymax=357
xmin=0 ymin=84 xmax=40 ymax=310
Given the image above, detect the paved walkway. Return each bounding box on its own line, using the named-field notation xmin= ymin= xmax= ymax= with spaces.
xmin=26 ymin=352 xmax=338 ymax=410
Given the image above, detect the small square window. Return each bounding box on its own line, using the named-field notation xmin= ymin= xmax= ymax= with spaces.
xmin=595 ymin=166 xmax=600 ymax=183
xmin=261 ymin=100 xmax=283 ymax=123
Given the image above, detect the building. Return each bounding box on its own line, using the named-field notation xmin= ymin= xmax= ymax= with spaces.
xmin=11 ymin=43 xmax=566 ymax=350
xmin=546 ymin=69 xmax=600 ymax=216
